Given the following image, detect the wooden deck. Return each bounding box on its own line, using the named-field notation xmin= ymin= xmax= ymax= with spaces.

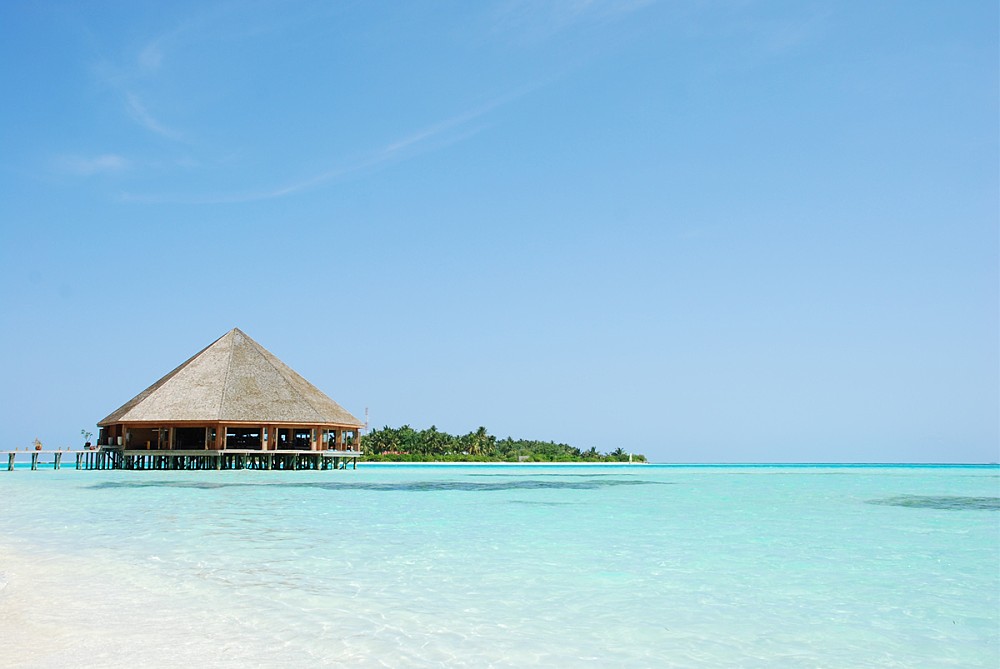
xmin=2 ymin=448 xmax=362 ymax=471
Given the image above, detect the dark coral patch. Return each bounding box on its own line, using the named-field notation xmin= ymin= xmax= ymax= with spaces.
xmin=868 ymin=496 xmax=1000 ymax=510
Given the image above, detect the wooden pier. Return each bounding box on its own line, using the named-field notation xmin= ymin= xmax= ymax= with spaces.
xmin=2 ymin=448 xmax=361 ymax=472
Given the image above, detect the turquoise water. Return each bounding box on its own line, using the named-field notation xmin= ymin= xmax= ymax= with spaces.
xmin=1 ymin=464 xmax=997 ymax=667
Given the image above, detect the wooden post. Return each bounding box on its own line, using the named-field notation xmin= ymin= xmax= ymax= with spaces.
xmin=54 ymin=452 xmax=62 ymax=470
xmin=31 ymin=452 xmax=38 ymax=470
xmin=7 ymin=452 xmax=15 ymax=471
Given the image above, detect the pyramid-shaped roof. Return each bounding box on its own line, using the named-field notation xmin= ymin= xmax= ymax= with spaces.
xmin=98 ymin=328 xmax=363 ymax=427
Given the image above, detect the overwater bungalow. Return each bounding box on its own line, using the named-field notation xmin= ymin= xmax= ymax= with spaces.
xmin=94 ymin=328 xmax=363 ymax=470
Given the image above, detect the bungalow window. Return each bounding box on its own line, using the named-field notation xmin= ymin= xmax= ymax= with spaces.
xmin=174 ymin=427 xmax=206 ymax=449
xmin=293 ymin=429 xmax=311 ymax=449
xmin=226 ymin=427 xmax=262 ymax=450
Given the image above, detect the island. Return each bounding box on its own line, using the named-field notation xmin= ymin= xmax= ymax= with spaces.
xmin=362 ymin=425 xmax=646 ymax=463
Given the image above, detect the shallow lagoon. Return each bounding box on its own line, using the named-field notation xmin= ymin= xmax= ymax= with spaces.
xmin=1 ymin=464 xmax=997 ymax=667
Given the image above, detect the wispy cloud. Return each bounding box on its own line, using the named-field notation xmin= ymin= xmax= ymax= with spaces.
xmin=492 ymin=0 xmax=654 ymax=41
xmin=680 ymin=5 xmax=831 ymax=58
xmin=121 ymin=89 xmax=532 ymax=205
xmin=753 ymin=11 xmax=831 ymax=55
xmin=260 ymin=86 xmax=537 ymax=201
xmin=89 ymin=24 xmax=186 ymax=142
xmin=98 ymin=3 xmax=340 ymax=143
xmin=380 ymin=102 xmax=500 ymax=156
xmin=125 ymin=93 xmax=184 ymax=141
xmin=138 ymin=41 xmax=164 ymax=71
xmin=121 ymin=122 xmax=483 ymax=204
xmin=56 ymin=154 xmax=131 ymax=176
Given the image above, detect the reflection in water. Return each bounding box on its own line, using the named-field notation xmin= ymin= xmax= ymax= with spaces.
xmin=88 ymin=479 xmax=668 ymax=492
xmin=467 ymin=472 xmax=630 ymax=478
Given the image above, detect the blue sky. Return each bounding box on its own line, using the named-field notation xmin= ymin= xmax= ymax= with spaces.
xmin=0 ymin=1 xmax=996 ymax=462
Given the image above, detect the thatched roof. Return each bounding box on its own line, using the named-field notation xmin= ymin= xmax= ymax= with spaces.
xmin=99 ymin=328 xmax=363 ymax=427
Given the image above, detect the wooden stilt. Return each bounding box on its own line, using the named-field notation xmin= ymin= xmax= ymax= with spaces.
xmin=0 ymin=448 xmax=359 ymax=474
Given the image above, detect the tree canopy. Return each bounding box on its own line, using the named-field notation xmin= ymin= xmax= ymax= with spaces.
xmin=362 ymin=425 xmax=645 ymax=463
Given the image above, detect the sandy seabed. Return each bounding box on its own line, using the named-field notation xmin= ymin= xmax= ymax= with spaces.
xmin=0 ymin=543 xmax=323 ymax=668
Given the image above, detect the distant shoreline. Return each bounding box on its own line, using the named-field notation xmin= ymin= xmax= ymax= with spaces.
xmin=357 ymin=461 xmax=997 ymax=467
xmin=360 ymin=461 xmax=648 ymax=466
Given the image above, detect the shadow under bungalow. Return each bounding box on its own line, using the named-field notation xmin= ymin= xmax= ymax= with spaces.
xmin=92 ymin=328 xmax=364 ymax=470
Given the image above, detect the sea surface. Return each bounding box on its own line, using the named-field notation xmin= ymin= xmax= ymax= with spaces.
xmin=0 ymin=464 xmax=997 ymax=668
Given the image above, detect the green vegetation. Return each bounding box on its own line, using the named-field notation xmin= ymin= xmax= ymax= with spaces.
xmin=362 ymin=425 xmax=646 ymax=463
